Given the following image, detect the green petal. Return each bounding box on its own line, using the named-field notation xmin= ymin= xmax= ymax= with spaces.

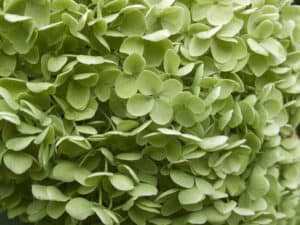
xmin=174 ymin=106 xmax=196 ymax=127
xmin=143 ymin=39 xmax=172 ymax=67
xmin=160 ymin=79 xmax=183 ymax=100
xmin=51 ymin=161 xmax=77 ymax=182
xmin=189 ymin=37 xmax=211 ymax=57
xmin=115 ymin=74 xmax=138 ymax=99
xmin=150 ymin=99 xmax=173 ymax=125
xmin=253 ymin=20 xmax=274 ymax=39
xmin=120 ymin=37 xmax=144 ymax=55
xmin=207 ymin=5 xmax=233 ymax=26
xmin=47 ymin=55 xmax=68 ymax=72
xmin=137 ymin=70 xmax=162 ymax=95
xmin=77 ymin=55 xmax=105 ymax=65
xmin=66 ymin=198 xmax=94 ymax=221
xmin=178 ymin=187 xmax=204 ymax=205
xmin=47 ymin=202 xmax=65 ymax=219
xmin=73 ymin=73 xmax=99 ymax=87
xmin=248 ymin=166 xmax=270 ymax=199
xmin=129 ymin=183 xmax=158 ymax=197
xmin=211 ymin=39 xmax=233 ymax=63
xmin=248 ymin=54 xmax=269 ymax=77
xmin=6 ymin=136 xmax=35 ymax=151
xmin=196 ymin=26 xmax=222 ymax=39
xmin=95 ymin=69 xmax=120 ymax=102
xmin=121 ymin=10 xmax=146 ymax=36
xmin=0 ymin=52 xmax=16 ymax=77
xmin=32 ymin=185 xmax=69 ymax=202
xmin=127 ymin=94 xmax=154 ymax=116
xmin=198 ymin=136 xmax=228 ymax=150
xmin=93 ymin=207 xmax=114 ymax=225
xmin=247 ymin=38 xmax=269 ymax=56
xmin=123 ymin=53 xmax=145 ymax=75
xmin=160 ymin=6 xmax=185 ymax=34
xmin=260 ymin=38 xmax=286 ymax=64
xmin=170 ymin=169 xmax=194 ymax=188
xmin=26 ymin=82 xmax=55 ymax=94
xmin=109 ymin=173 xmax=135 ymax=191
xmin=143 ymin=30 xmax=171 ymax=42
xmin=163 ymin=49 xmax=180 ymax=74
xmin=166 ymin=138 xmax=182 ymax=162
xmin=188 ymin=211 xmax=207 ymax=224
xmin=66 ymin=81 xmax=90 ymax=110
xmin=3 ymin=151 xmax=33 ymax=174
xmin=218 ymin=17 xmax=243 ymax=37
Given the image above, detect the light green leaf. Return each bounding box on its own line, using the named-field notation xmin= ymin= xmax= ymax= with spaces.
xmin=164 ymin=49 xmax=180 ymax=74
xmin=248 ymin=166 xmax=270 ymax=200
xmin=150 ymin=99 xmax=173 ymax=125
xmin=66 ymin=81 xmax=90 ymax=110
xmin=178 ymin=187 xmax=205 ymax=205
xmin=123 ymin=53 xmax=146 ymax=75
xmin=247 ymin=38 xmax=269 ymax=56
xmin=197 ymin=26 xmax=222 ymax=39
xmin=207 ymin=5 xmax=233 ymax=26
xmin=129 ymin=183 xmax=158 ymax=197
xmin=76 ymin=55 xmax=105 ymax=65
xmin=203 ymin=207 xmax=230 ymax=224
xmin=0 ymin=87 xmax=19 ymax=110
xmin=120 ymin=37 xmax=144 ymax=55
xmin=218 ymin=18 xmax=243 ymax=37
xmin=165 ymin=138 xmax=182 ymax=162
xmin=170 ymin=170 xmax=194 ymax=188
xmin=248 ymin=54 xmax=269 ymax=77
xmin=233 ymin=207 xmax=255 ymax=216
xmin=188 ymin=211 xmax=207 ymax=224
xmin=46 ymin=202 xmax=65 ymax=219
xmin=32 ymin=185 xmax=69 ymax=202
xmin=73 ymin=73 xmax=98 ymax=87
xmin=160 ymin=79 xmax=183 ymax=100
xmin=93 ymin=207 xmax=113 ymax=225
xmin=0 ymin=52 xmax=16 ymax=77
xmin=6 ymin=136 xmax=35 ymax=151
xmin=95 ymin=69 xmax=120 ymax=102
xmin=195 ymin=178 xmax=214 ymax=195
xmin=160 ymin=6 xmax=185 ymax=34
xmin=127 ymin=94 xmax=154 ymax=116
xmin=143 ymin=39 xmax=172 ymax=67
xmin=121 ymin=10 xmax=146 ymax=36
xmin=143 ymin=30 xmax=171 ymax=42
xmin=214 ymin=200 xmax=237 ymax=214
xmin=109 ymin=173 xmax=135 ymax=191
xmin=3 ymin=151 xmax=33 ymax=174
xmin=253 ymin=20 xmax=274 ymax=39
xmin=198 ymin=136 xmax=228 ymax=150
xmin=176 ymin=63 xmax=195 ymax=77
xmin=47 ymin=56 xmax=68 ymax=72
xmin=137 ymin=70 xmax=162 ymax=95
xmin=66 ymin=198 xmax=94 ymax=220
xmin=116 ymin=152 xmax=142 ymax=161
xmin=115 ymin=74 xmax=138 ymax=99
xmin=174 ymin=107 xmax=195 ymax=127
xmin=0 ymin=112 xmax=20 ymax=125
xmin=260 ymin=38 xmax=286 ymax=64
xmin=189 ymin=37 xmax=211 ymax=57
xmin=51 ymin=161 xmax=77 ymax=182
xmin=26 ymin=82 xmax=55 ymax=93
xmin=211 ymin=39 xmax=233 ymax=64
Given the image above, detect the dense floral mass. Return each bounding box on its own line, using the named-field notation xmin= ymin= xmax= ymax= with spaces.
xmin=0 ymin=0 xmax=300 ymax=224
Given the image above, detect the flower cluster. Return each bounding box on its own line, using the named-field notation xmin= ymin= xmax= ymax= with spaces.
xmin=0 ymin=0 xmax=300 ymax=225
